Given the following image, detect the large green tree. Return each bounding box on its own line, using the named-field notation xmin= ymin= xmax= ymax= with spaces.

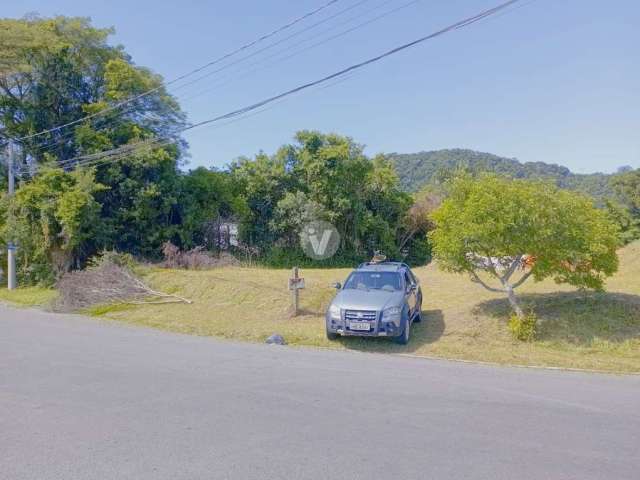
xmin=1 ymin=15 xmax=188 ymax=259
xmin=0 ymin=167 xmax=103 ymax=284
xmin=176 ymin=167 xmax=248 ymax=250
xmin=609 ymin=168 xmax=640 ymax=244
xmin=430 ymin=175 xmax=619 ymax=317
xmin=613 ymin=168 xmax=640 ymax=214
xmin=231 ymin=131 xmax=430 ymax=264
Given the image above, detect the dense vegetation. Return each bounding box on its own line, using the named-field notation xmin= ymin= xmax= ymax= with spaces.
xmin=0 ymin=16 xmax=638 ymax=286
xmin=390 ymin=149 xmax=640 ymax=247
xmin=230 ymin=131 xmax=430 ymax=267
xmin=388 ymin=149 xmax=621 ymax=200
xmin=0 ymin=17 xmax=433 ymax=283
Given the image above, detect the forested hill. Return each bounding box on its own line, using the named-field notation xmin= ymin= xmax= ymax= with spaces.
xmin=388 ymin=149 xmax=617 ymax=200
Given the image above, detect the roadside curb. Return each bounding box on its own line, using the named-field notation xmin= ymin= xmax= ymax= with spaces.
xmin=2 ymin=302 xmax=638 ymax=377
xmin=395 ymin=352 xmax=640 ymax=376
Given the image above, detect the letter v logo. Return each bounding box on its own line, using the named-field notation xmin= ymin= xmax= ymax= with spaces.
xmin=309 ymin=229 xmax=332 ymax=255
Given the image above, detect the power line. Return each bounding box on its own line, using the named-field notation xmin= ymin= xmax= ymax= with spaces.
xmin=52 ymin=0 xmax=526 ymax=172
xmin=11 ymin=0 xmax=374 ymax=159
xmin=182 ymin=0 xmax=524 ymax=132
xmin=25 ymin=0 xmax=395 ymax=160
xmin=176 ymin=0 xmax=413 ymax=106
xmin=2 ymin=0 xmax=343 ymax=144
xmin=24 ymin=106 xmax=182 ymax=158
xmin=170 ymin=0 xmax=375 ymax=95
xmin=56 ymin=74 xmax=360 ymax=172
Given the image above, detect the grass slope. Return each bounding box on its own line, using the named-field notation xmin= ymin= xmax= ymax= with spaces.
xmin=0 ymin=286 xmax=56 ymax=307
xmin=95 ymin=242 xmax=640 ymax=373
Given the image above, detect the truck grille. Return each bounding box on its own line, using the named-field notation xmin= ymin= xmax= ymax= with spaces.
xmin=344 ymin=310 xmax=377 ymax=322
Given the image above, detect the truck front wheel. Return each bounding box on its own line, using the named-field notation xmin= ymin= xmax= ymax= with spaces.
xmin=392 ymin=319 xmax=410 ymax=345
xmin=326 ymin=329 xmax=338 ymax=341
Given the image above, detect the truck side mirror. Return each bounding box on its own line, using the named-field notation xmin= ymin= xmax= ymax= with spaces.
xmin=331 ymin=282 xmax=342 ymax=290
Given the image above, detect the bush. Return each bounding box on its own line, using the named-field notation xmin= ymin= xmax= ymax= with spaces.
xmin=88 ymin=250 xmax=137 ymax=270
xmin=508 ymin=312 xmax=538 ymax=342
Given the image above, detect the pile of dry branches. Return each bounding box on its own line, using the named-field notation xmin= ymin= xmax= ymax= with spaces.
xmin=161 ymin=242 xmax=239 ymax=269
xmin=55 ymin=260 xmax=191 ymax=312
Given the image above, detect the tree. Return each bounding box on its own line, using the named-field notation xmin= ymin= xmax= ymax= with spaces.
xmin=230 ymin=131 xmax=431 ymax=265
xmin=604 ymin=200 xmax=640 ymax=246
xmin=0 ymin=16 xmax=62 ymax=78
xmin=1 ymin=17 xmax=120 ymax=160
xmin=231 ymin=151 xmax=296 ymax=251
xmin=0 ymin=167 xmax=103 ymax=284
xmin=292 ymin=130 xmax=372 ymax=254
xmin=176 ymin=167 xmax=247 ymax=250
xmin=399 ymin=184 xmax=443 ymax=253
xmin=613 ymin=168 xmax=640 ymax=213
xmin=610 ymin=168 xmax=640 ymax=245
xmin=270 ymin=191 xmax=328 ymax=248
xmin=1 ymin=15 xmax=187 ymax=260
xmin=429 ymin=175 xmax=619 ymax=317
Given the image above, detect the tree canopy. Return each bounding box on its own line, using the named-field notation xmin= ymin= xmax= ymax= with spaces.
xmin=0 ymin=167 xmax=103 ymax=284
xmin=613 ymin=168 xmax=640 ymax=213
xmin=231 ymin=131 xmax=430 ymax=265
xmin=429 ymin=175 xmax=620 ymax=316
xmin=0 ymin=15 xmax=193 ymax=266
xmin=388 ymin=148 xmax=622 ymax=202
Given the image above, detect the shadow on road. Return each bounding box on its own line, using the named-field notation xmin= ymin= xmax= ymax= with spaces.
xmin=474 ymin=291 xmax=640 ymax=345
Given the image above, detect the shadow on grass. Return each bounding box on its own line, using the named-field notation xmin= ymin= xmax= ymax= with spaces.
xmin=474 ymin=291 xmax=640 ymax=346
xmin=338 ymin=309 xmax=444 ymax=353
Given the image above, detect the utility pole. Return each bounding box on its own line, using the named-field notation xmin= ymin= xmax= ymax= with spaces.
xmin=6 ymin=142 xmax=16 ymax=290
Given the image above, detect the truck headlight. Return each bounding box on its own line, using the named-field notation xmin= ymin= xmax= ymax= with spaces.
xmin=329 ymin=304 xmax=341 ymax=320
xmin=382 ymin=306 xmax=402 ymax=325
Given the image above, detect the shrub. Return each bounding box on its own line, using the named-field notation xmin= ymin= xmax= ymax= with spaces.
xmin=87 ymin=250 xmax=137 ymax=270
xmin=508 ymin=312 xmax=538 ymax=342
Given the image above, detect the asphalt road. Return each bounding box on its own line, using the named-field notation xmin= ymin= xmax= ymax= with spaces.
xmin=1 ymin=304 xmax=639 ymax=480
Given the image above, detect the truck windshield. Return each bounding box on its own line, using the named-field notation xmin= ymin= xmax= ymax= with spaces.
xmin=344 ymin=272 xmax=402 ymax=291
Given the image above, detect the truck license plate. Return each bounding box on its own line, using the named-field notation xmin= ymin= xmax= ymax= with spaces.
xmin=349 ymin=322 xmax=370 ymax=331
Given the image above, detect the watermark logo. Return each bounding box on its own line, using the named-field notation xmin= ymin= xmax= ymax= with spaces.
xmin=300 ymin=220 xmax=340 ymax=260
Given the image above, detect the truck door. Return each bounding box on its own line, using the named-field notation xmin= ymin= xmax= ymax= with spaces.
xmin=403 ymin=270 xmax=417 ymax=316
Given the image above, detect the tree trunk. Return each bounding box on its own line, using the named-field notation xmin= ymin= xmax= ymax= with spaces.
xmin=505 ymin=285 xmax=524 ymax=318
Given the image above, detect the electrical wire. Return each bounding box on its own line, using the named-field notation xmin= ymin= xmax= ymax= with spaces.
xmin=3 ymin=0 xmax=343 ymax=144
xmin=176 ymin=0 xmax=414 ymax=106
xmin=56 ymin=71 xmax=364 ymax=172
xmin=51 ymin=0 xmax=525 ymax=172
xmin=22 ymin=0 xmax=397 ymax=160
xmin=10 ymin=0 xmax=374 ymax=158
xmin=171 ymin=0 xmax=373 ymax=94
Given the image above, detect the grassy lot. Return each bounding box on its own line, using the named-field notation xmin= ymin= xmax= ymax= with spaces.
xmin=0 ymin=286 xmax=57 ymax=307
xmin=94 ymin=241 xmax=640 ymax=373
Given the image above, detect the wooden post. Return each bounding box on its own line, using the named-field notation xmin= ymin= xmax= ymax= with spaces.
xmin=6 ymin=142 xmax=16 ymax=290
xmin=291 ymin=266 xmax=299 ymax=316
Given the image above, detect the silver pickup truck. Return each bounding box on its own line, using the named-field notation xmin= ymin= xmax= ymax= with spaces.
xmin=325 ymin=261 xmax=423 ymax=344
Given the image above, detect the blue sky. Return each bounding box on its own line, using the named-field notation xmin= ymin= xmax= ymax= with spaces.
xmin=4 ymin=0 xmax=639 ymax=173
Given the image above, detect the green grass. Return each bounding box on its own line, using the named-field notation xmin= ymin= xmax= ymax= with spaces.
xmin=0 ymin=286 xmax=57 ymax=307
xmin=93 ymin=241 xmax=640 ymax=373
